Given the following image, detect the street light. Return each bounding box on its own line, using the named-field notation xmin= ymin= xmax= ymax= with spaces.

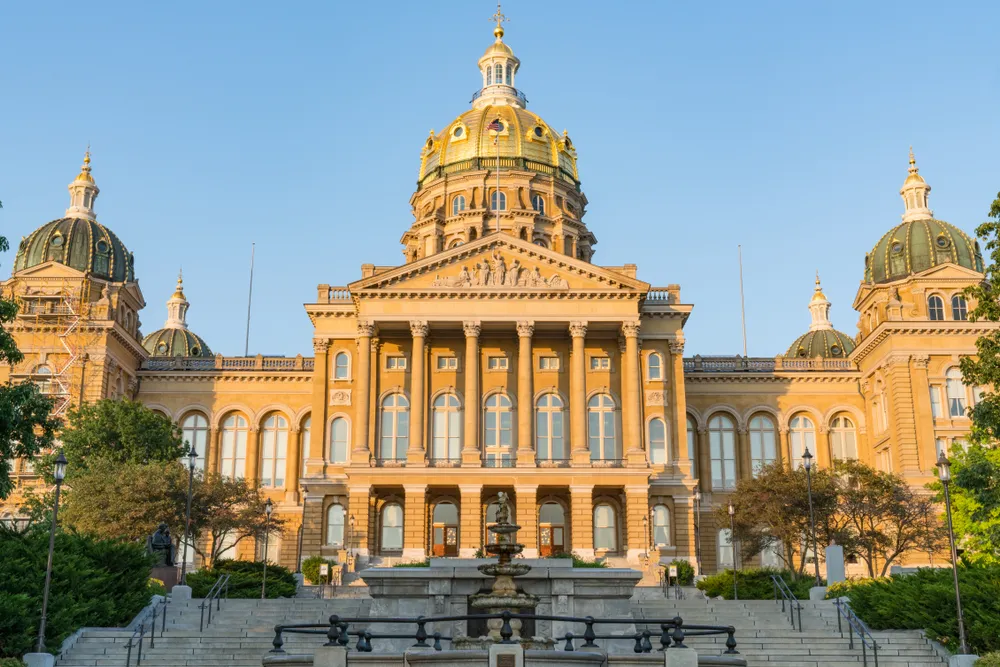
xmin=180 ymin=446 xmax=198 ymax=586
xmin=937 ymin=451 xmax=969 ymax=655
xmin=693 ymin=489 xmax=703 ymax=577
xmin=36 ymin=450 xmax=67 ymax=653
xmin=261 ymin=498 xmax=273 ymax=600
xmin=296 ymin=485 xmax=308 ymax=574
xmin=728 ymin=501 xmax=738 ymax=601
xmin=802 ymin=447 xmax=821 ymax=587
xmin=349 ymin=513 xmax=356 ymax=569
xmin=643 ymin=510 xmax=650 ymax=559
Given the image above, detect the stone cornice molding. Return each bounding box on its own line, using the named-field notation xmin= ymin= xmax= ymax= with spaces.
xmin=852 ymin=322 xmax=997 ymax=363
xmin=136 ymin=371 xmax=313 ymax=383
xmin=683 ymin=374 xmax=860 ymax=385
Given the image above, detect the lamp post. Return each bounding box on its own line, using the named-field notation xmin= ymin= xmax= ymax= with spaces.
xmin=802 ymin=447 xmax=821 ymax=587
xmin=261 ymin=498 xmax=273 ymax=600
xmin=349 ymin=513 xmax=356 ymax=570
xmin=728 ymin=501 xmax=738 ymax=601
xmin=693 ymin=489 xmax=703 ymax=577
xmin=296 ymin=485 xmax=308 ymax=574
xmin=180 ymin=446 xmax=198 ymax=586
xmin=937 ymin=451 xmax=969 ymax=655
xmin=36 ymin=450 xmax=67 ymax=653
xmin=643 ymin=512 xmax=650 ymax=559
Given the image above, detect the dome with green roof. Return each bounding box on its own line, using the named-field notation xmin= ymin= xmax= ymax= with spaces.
xmin=13 ymin=153 xmax=135 ymax=283
xmin=864 ymin=151 xmax=984 ymax=285
xmin=141 ymin=272 xmax=213 ymax=358
xmin=784 ymin=276 xmax=857 ymax=359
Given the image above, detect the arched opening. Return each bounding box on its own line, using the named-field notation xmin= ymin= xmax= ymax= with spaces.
xmin=535 ymin=394 xmax=564 ymax=461
xmin=326 ymin=503 xmax=345 ymax=547
xmin=708 ymin=414 xmax=736 ymax=490
xmin=334 ymin=352 xmax=350 ymax=380
xmin=649 ymin=418 xmax=667 ymax=465
xmin=647 ymin=353 xmax=663 ymax=380
xmin=379 ymin=394 xmax=409 ymax=461
xmin=259 ymin=413 xmax=289 ymax=488
xmin=652 ymin=504 xmax=670 ymax=547
xmin=928 ymin=295 xmax=945 ymax=321
xmin=431 ymin=501 xmax=459 ymax=556
xmin=452 ymin=195 xmax=466 ymax=216
xmin=181 ymin=412 xmax=209 ymax=471
xmin=593 ymin=504 xmax=617 ymax=553
xmin=538 ymin=502 xmax=565 ymax=556
xmin=330 ymin=416 xmax=349 ymax=463
xmin=789 ymin=414 xmax=815 ymax=468
xmin=830 ymin=415 xmax=858 ymax=460
xmin=220 ymin=413 xmax=249 ymax=478
xmin=748 ymin=414 xmax=776 ymax=475
xmin=490 ymin=190 xmax=507 ymax=211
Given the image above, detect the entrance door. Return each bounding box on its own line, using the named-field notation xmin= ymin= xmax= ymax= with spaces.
xmin=431 ymin=502 xmax=459 ymax=557
xmin=538 ymin=502 xmax=566 ymax=557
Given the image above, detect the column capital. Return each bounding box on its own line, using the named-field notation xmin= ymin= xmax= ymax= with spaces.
xmin=357 ymin=320 xmax=376 ymax=338
xmin=668 ymin=340 xmax=685 ymax=355
xmin=410 ymin=320 xmax=429 ymax=338
xmin=621 ymin=320 xmax=641 ymax=338
xmin=913 ymin=354 xmax=930 ymax=369
xmin=569 ymin=321 xmax=588 ymax=338
xmin=463 ymin=320 xmax=482 ymax=338
xmin=312 ymin=337 xmax=331 ymax=354
xmin=516 ymin=320 xmax=535 ymax=338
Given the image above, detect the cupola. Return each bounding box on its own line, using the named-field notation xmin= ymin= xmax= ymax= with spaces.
xmin=474 ymin=4 xmax=524 ymax=109
xmin=141 ymin=271 xmax=213 ymax=358
xmin=785 ymin=274 xmax=856 ymax=358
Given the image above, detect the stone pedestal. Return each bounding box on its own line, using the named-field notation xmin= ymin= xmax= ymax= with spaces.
xmin=23 ymin=653 xmax=55 ymax=667
xmin=151 ymin=566 xmax=180 ymax=592
xmin=825 ymin=545 xmax=845 ymax=585
xmin=808 ymin=586 xmax=828 ymax=601
xmin=171 ymin=584 xmax=192 ymax=601
xmin=948 ymin=656 xmax=979 ymax=667
xmin=313 ymin=646 xmax=348 ymax=667
xmin=489 ymin=643 xmax=524 ymax=667
xmin=665 ymin=647 xmax=698 ymax=667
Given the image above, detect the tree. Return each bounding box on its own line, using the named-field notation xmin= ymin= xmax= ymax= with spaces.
xmin=0 ymin=231 xmax=60 ymax=499
xmin=938 ymin=443 xmax=1000 ymax=563
xmin=194 ymin=474 xmax=285 ymax=566
xmin=58 ymin=399 xmax=186 ymax=470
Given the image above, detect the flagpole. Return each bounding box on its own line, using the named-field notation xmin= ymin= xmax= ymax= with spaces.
xmin=738 ymin=244 xmax=748 ymax=357
xmin=495 ymin=128 xmax=501 ymax=234
xmin=244 ymin=242 xmax=255 ymax=357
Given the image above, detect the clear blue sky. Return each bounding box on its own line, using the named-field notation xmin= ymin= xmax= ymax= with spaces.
xmin=2 ymin=1 xmax=998 ymax=357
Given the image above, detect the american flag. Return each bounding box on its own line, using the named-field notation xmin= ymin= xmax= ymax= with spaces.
xmin=487 ymin=118 xmax=504 ymax=133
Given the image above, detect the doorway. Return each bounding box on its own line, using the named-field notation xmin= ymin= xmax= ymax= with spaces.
xmin=431 ymin=501 xmax=459 ymax=557
xmin=538 ymin=501 xmax=565 ymax=557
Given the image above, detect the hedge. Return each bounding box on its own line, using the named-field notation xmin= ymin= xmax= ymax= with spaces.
xmin=301 ymin=556 xmax=337 ymax=585
xmin=697 ymin=568 xmax=821 ymax=600
xmin=665 ymin=560 xmax=695 ymax=586
xmin=545 ymin=552 xmax=608 ymax=568
xmin=187 ymin=559 xmax=296 ymax=599
xmin=977 ymin=654 xmax=1000 ymax=667
xmin=0 ymin=523 xmax=153 ymax=658
xmin=829 ymin=564 xmax=1000 ymax=655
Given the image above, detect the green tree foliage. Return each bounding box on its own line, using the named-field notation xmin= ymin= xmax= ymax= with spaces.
xmin=186 ymin=559 xmax=296 ymax=599
xmin=934 ymin=444 xmax=1000 ymax=563
xmin=0 ymin=523 xmax=154 ymax=658
xmin=301 ymin=555 xmax=338 ymax=585
xmin=696 ymin=568 xmax=817 ymax=600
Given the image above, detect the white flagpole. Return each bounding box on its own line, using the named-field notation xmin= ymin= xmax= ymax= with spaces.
xmin=495 ymin=125 xmax=501 ymax=234
xmin=244 ymin=242 xmax=255 ymax=356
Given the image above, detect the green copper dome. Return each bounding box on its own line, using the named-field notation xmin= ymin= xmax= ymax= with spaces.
xmin=864 ymin=218 xmax=983 ymax=285
xmin=13 ymin=217 xmax=135 ymax=282
xmin=142 ymin=328 xmax=213 ymax=358
xmin=785 ymin=328 xmax=856 ymax=359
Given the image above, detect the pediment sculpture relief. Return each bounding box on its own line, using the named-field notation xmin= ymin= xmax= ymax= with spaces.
xmin=431 ymin=250 xmax=568 ymax=289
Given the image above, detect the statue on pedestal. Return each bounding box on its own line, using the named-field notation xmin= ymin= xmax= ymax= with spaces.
xmin=146 ymin=523 xmax=175 ymax=567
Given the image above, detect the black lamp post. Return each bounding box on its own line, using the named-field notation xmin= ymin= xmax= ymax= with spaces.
xmin=296 ymin=485 xmax=308 ymax=574
xmin=349 ymin=513 xmax=356 ymax=569
xmin=693 ymin=489 xmax=703 ymax=577
xmin=261 ymin=498 xmax=273 ymax=599
xmin=937 ymin=451 xmax=969 ymax=655
xmin=643 ymin=511 xmax=650 ymax=559
xmin=728 ymin=501 xmax=738 ymax=601
xmin=180 ymin=446 xmax=197 ymax=586
xmin=36 ymin=450 xmax=67 ymax=653
xmin=802 ymin=447 xmax=821 ymax=587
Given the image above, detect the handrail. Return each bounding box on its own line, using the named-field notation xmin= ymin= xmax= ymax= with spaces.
xmin=198 ymin=574 xmax=231 ymax=632
xmin=269 ymin=612 xmax=738 ymax=655
xmin=124 ymin=597 xmax=168 ymax=666
xmin=770 ymin=574 xmax=803 ymax=632
xmin=657 ymin=569 xmax=685 ymax=599
xmin=834 ymin=597 xmax=879 ymax=667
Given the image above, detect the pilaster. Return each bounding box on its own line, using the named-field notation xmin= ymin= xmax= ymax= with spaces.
xmin=569 ymin=321 xmax=589 ymax=464
xmin=463 ymin=321 xmax=482 ymax=466
xmin=911 ymin=354 xmax=935 ymax=472
xmin=516 ymin=321 xmax=535 ymax=466
xmin=245 ymin=426 xmax=261 ymax=485
xmin=669 ymin=340 xmax=691 ymax=477
xmin=308 ymin=337 xmax=330 ymax=475
xmin=206 ymin=427 xmax=221 ymax=474
xmin=569 ymin=485 xmax=594 ymax=558
xmin=697 ymin=427 xmax=711 ymax=493
xmin=286 ymin=426 xmax=301 ymax=500
xmin=624 ymin=485 xmax=649 ymax=563
xmin=353 ymin=322 xmax=375 ymax=463
xmin=348 ymin=485 xmax=372 ymax=563
xmin=514 ymin=485 xmax=538 ymax=557
xmin=403 ymin=484 xmax=428 ymax=560
xmin=408 ymin=321 xmax=429 ymax=465
xmin=623 ymin=321 xmax=645 ymax=466
xmin=736 ymin=426 xmax=751 ymax=481
xmin=885 ymin=354 xmax=920 ymax=473
xmin=459 ymin=484 xmax=483 ymax=557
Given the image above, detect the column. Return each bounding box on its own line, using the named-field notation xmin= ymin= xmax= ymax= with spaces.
xmin=403 ymin=484 xmax=427 ymax=560
xmin=817 ymin=427 xmax=832 ymax=469
xmin=348 ymin=485 xmax=372 ymax=564
xmin=245 ymin=426 xmax=261 ymax=486
xmin=778 ymin=426 xmax=791 ymax=465
xmin=623 ymin=321 xmax=644 ymax=466
xmin=408 ymin=321 xmax=428 ymax=465
xmin=517 ymin=321 xmax=535 ymax=466
xmin=697 ymin=427 xmax=711 ymax=493
xmin=285 ymin=427 xmax=301 ymax=500
xmin=569 ymin=321 xmax=589 ymax=464
xmin=737 ymin=426 xmax=751 ymax=481
xmin=207 ymin=427 xmax=221 ymax=473
xmin=569 ymin=485 xmax=594 ymax=559
xmin=300 ymin=491 xmax=324 ymax=566
xmin=911 ymin=355 xmax=934 ymax=471
xmin=308 ymin=337 xmax=330 ymax=475
xmin=459 ymin=484 xmax=483 ymax=557
xmin=353 ymin=322 xmax=375 ymax=462
xmin=669 ymin=340 xmax=692 ymax=476
xmin=463 ymin=321 xmax=482 ymax=466
xmin=624 ymin=485 xmax=650 ymax=564
xmin=515 ymin=485 xmax=538 ymax=557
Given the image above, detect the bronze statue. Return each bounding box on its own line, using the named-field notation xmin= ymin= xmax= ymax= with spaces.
xmin=146 ymin=522 xmax=175 ymax=567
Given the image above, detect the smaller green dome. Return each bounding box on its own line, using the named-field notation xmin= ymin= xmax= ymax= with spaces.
xmin=13 ymin=218 xmax=134 ymax=282
xmin=142 ymin=328 xmax=212 ymax=358
xmin=785 ymin=329 xmax=856 ymax=359
xmin=864 ymin=218 xmax=983 ymax=285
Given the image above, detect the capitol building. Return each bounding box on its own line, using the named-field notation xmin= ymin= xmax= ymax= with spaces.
xmin=0 ymin=20 xmax=990 ymax=575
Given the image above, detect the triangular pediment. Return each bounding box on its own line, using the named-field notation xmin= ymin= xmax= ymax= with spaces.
xmin=350 ymin=235 xmax=650 ymax=294
xmin=11 ymin=261 xmax=86 ymax=280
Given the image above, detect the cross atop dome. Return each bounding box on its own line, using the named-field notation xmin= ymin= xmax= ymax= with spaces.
xmin=474 ymin=3 xmax=524 ymax=109
xmin=490 ymin=2 xmax=508 ymax=39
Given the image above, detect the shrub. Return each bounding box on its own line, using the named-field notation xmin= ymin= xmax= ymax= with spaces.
xmin=977 ymin=654 xmax=1000 ymax=667
xmin=666 ymin=560 xmax=695 ymax=586
xmin=0 ymin=659 xmax=26 ymax=667
xmin=187 ymin=560 xmax=296 ymax=599
xmin=392 ymin=558 xmax=430 ymax=568
xmin=829 ymin=564 xmax=1000 ymax=655
xmin=301 ymin=556 xmax=337 ymax=585
xmin=697 ymin=568 xmax=819 ymax=600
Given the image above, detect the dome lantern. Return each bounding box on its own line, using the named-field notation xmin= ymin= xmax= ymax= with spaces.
xmin=65 ymin=149 xmax=100 ymax=221
xmin=474 ymin=3 xmax=525 ymax=109
xmin=785 ymin=274 xmax=856 ymax=359
xmin=165 ymin=270 xmax=190 ymax=329
xmin=142 ymin=272 xmax=213 ymax=358
xmin=808 ymin=272 xmax=833 ymax=332
xmin=900 ymin=147 xmax=933 ymax=222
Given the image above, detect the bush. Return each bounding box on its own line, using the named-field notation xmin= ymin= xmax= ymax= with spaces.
xmin=0 ymin=523 xmax=153 ymax=658
xmin=301 ymin=556 xmax=337 ymax=585
xmin=977 ymin=654 xmax=1000 ymax=667
xmin=543 ymin=552 xmax=607 ymax=568
xmin=187 ymin=559 xmax=296 ymax=599
xmin=697 ymin=568 xmax=819 ymax=600
xmin=829 ymin=564 xmax=1000 ymax=655
xmin=392 ymin=558 xmax=430 ymax=567
xmin=0 ymin=659 xmax=26 ymax=667
xmin=666 ymin=560 xmax=695 ymax=586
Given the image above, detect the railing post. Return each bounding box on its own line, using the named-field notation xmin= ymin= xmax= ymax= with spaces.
xmin=149 ymin=607 xmax=156 ymax=649
xmin=433 ymin=632 xmax=442 ymax=651
xmin=642 ymin=630 xmax=653 ymax=653
xmin=500 ymin=612 xmax=514 ymax=644
xmin=270 ymin=626 xmax=285 ymax=654
xmin=414 ymin=617 xmax=429 ymax=648
xmin=126 ymin=638 xmax=133 ymax=667
xmin=582 ymin=616 xmax=596 ymax=648
xmin=861 ymin=637 xmax=867 ymax=667
xmin=633 ymin=633 xmax=644 ymax=653
xmin=563 ymin=632 xmax=575 ymax=651
xmin=199 ymin=600 xmax=205 ymax=633
xmin=659 ymin=623 xmax=671 ymax=651
xmin=338 ymin=622 xmax=350 ymax=647
xmin=836 ymin=599 xmax=843 ymax=636
xmin=725 ymin=626 xmax=739 ymax=654
xmin=136 ymin=624 xmax=144 ymax=666
xmin=797 ymin=602 xmax=802 ymax=633
xmin=326 ymin=615 xmax=341 ymax=646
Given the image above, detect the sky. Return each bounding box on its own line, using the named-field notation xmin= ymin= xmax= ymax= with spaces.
xmin=1 ymin=1 xmax=998 ymax=357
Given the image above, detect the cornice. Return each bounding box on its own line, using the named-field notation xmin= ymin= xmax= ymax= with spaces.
xmin=851 ymin=321 xmax=996 ymax=363
xmin=684 ymin=373 xmax=861 ymax=385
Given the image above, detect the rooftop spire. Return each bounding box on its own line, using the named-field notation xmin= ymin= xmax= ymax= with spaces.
xmin=490 ymin=2 xmax=508 ymax=39
xmin=164 ymin=270 xmax=189 ymax=329
xmin=808 ymin=272 xmax=833 ymax=331
xmin=65 ymin=148 xmax=100 ymax=220
xmin=474 ymin=2 xmax=523 ymax=109
xmin=900 ymin=146 xmax=933 ymax=222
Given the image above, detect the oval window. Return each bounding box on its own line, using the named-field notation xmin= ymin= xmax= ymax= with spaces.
xmin=190 ymin=345 xmax=200 ymax=356
xmin=534 ymin=126 xmax=543 ymax=138
xmin=425 ymin=138 xmax=434 ymax=150
xmin=830 ymin=345 xmax=841 ymax=356
xmin=936 ymin=235 xmax=950 ymax=249
xmin=157 ymin=342 xmax=167 ymax=353
xmin=97 ymin=240 xmax=109 ymax=253
xmin=890 ymin=241 xmax=903 ymax=254
xmin=50 ymin=235 xmax=64 ymax=247
xmin=453 ymin=126 xmax=464 ymax=138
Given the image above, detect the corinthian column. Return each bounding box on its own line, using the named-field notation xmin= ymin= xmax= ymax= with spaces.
xmin=463 ymin=321 xmax=482 ymax=466
xmin=353 ymin=322 xmax=375 ymax=463
xmin=408 ymin=321 xmax=429 ymax=465
xmin=516 ymin=320 xmax=535 ymax=466
xmin=569 ymin=321 xmax=589 ymax=464
xmin=622 ymin=320 xmax=644 ymax=466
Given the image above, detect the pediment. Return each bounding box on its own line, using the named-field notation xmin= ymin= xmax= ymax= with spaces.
xmin=11 ymin=261 xmax=86 ymax=280
xmin=350 ymin=235 xmax=650 ymax=294
xmin=912 ymin=263 xmax=984 ymax=281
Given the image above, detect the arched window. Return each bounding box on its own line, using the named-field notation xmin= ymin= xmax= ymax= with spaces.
xmin=709 ymin=414 xmax=736 ymax=490
xmin=652 ymin=505 xmax=670 ymax=547
xmin=452 ymin=195 xmax=466 ymax=216
xmin=301 ymin=417 xmax=311 ymax=475
xmin=946 ymin=368 xmax=967 ymax=417
xmin=536 ymin=394 xmax=564 ymax=461
xmin=494 ymin=64 xmax=503 ymax=84
xmin=486 ymin=67 xmax=492 ymax=85
xmin=531 ymin=194 xmax=545 ymax=214
xmin=505 ymin=63 xmax=511 ymax=84
xmin=593 ymin=504 xmax=617 ymax=552
xmin=334 ymin=352 xmax=350 ymax=380
xmin=181 ymin=413 xmax=209 ymax=471
xmin=432 ymin=394 xmax=462 ymax=462
xmin=220 ymin=414 xmax=249 ymax=478
xmin=588 ymin=394 xmax=617 ymax=461
xmin=952 ymin=295 xmax=968 ymax=321
xmin=830 ymin=415 xmax=858 ymax=460
xmin=484 ymin=394 xmax=513 ymax=466
xmin=260 ymin=414 xmax=288 ymax=488
xmin=649 ymin=418 xmax=667 ymax=465
xmin=330 ymin=417 xmax=349 ymax=463
xmin=32 ymin=365 xmax=53 ymax=394
xmin=538 ymin=502 xmax=565 ymax=555
xmin=717 ymin=529 xmax=734 ymax=569
xmin=928 ymin=295 xmax=945 ymax=321
xmin=748 ymin=415 xmax=776 ymax=475
xmin=380 ymin=394 xmax=409 ymax=461
xmin=326 ymin=504 xmax=345 ymax=547
xmin=381 ymin=503 xmax=403 ymax=552
xmin=647 ymin=353 xmax=663 ymax=381
xmin=686 ymin=416 xmax=697 ymax=476
xmin=490 ymin=190 xmax=507 ymax=211
xmin=789 ymin=415 xmax=815 ymax=469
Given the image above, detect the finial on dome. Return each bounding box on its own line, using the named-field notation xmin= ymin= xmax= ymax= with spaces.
xmin=490 ymin=2 xmax=508 ymax=40
xmin=808 ymin=273 xmax=832 ymax=331
xmin=165 ymin=270 xmax=190 ymax=329
xmin=900 ymin=146 xmax=933 ymax=222
xmin=908 ymin=145 xmax=916 ymax=171
xmin=172 ymin=269 xmax=185 ymax=298
xmin=66 ymin=148 xmax=100 ymax=220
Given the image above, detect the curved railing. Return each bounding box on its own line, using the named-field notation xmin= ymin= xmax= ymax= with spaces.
xmin=470 ymin=86 xmax=528 ymax=106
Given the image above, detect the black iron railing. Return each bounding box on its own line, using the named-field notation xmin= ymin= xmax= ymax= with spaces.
xmin=770 ymin=574 xmax=803 ymax=631
xmin=470 ymin=86 xmax=528 ymax=106
xmin=124 ymin=597 xmax=168 ymax=666
xmin=198 ymin=574 xmax=230 ymax=632
xmin=269 ymin=612 xmax=738 ymax=655
xmin=483 ymin=458 xmax=515 ymax=468
xmin=834 ymin=597 xmax=879 ymax=667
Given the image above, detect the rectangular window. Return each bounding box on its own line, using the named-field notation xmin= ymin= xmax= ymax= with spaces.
xmin=589 ymin=356 xmax=610 ymax=371
xmin=386 ymin=356 xmax=407 ymax=370
xmin=436 ymin=356 xmax=458 ymax=371
xmin=487 ymin=356 xmax=508 ymax=370
xmin=539 ymin=356 xmax=560 ymax=371
xmin=930 ymin=386 xmax=942 ymax=418
xmin=935 ymin=438 xmax=947 ymax=459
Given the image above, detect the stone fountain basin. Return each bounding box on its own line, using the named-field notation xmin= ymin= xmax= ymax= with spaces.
xmin=477 ymin=562 xmax=532 ymax=577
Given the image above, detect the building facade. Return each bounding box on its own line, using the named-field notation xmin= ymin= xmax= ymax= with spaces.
xmin=1 ymin=23 xmax=990 ymax=575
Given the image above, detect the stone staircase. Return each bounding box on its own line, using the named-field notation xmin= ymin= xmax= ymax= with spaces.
xmin=632 ymin=596 xmax=946 ymax=667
